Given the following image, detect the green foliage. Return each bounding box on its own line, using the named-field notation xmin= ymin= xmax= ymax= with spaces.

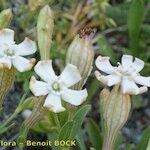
xmin=128 ymin=0 xmax=145 ymax=55
xmin=17 ymin=123 xmax=29 ymax=150
xmin=70 ymin=105 xmax=91 ymax=138
xmin=47 ymin=131 xmax=61 ymax=150
xmin=86 ymin=119 xmax=102 ymax=150
xmin=125 ymin=144 xmax=134 ymax=150
xmin=16 ymin=71 xmax=34 ymax=92
xmin=136 ymin=127 xmax=150 ymax=150
xmin=97 ymin=35 xmax=117 ymax=63
xmin=58 ymin=121 xmax=74 ymax=140
xmin=76 ymin=130 xmax=86 ymax=150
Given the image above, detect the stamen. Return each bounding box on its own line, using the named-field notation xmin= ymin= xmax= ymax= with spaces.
xmin=52 ymin=82 xmax=60 ymax=91
xmin=4 ymin=48 xmax=15 ymax=56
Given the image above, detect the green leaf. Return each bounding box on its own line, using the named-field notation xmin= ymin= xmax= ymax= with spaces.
xmin=47 ymin=131 xmax=61 ymax=150
xmin=16 ymin=97 xmax=34 ymax=113
xmin=97 ymin=35 xmax=117 ymax=63
xmin=125 ymin=144 xmax=134 ymax=150
xmin=17 ymin=123 xmax=29 ymax=150
xmin=71 ymin=105 xmax=91 ymax=138
xmin=58 ymin=110 xmax=69 ymax=127
xmin=0 ymin=123 xmax=15 ymax=134
xmin=58 ymin=121 xmax=74 ymax=140
xmin=128 ymin=0 xmax=145 ymax=55
xmin=146 ymin=139 xmax=150 ymax=150
xmin=141 ymin=24 xmax=150 ymax=36
xmin=132 ymin=95 xmax=144 ymax=109
xmin=114 ymin=132 xmax=123 ymax=150
xmin=76 ymin=130 xmax=86 ymax=150
xmin=87 ymin=79 xmax=100 ymax=103
xmin=136 ymin=127 xmax=150 ymax=150
xmin=86 ymin=119 xmax=102 ymax=150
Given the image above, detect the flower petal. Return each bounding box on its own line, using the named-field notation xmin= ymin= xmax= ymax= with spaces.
xmin=121 ymin=55 xmax=133 ymax=68
xmin=61 ymin=88 xmax=87 ymax=106
xmin=60 ymin=64 xmax=81 ymax=87
xmin=134 ymin=76 xmax=150 ymax=87
xmin=95 ymin=56 xmax=115 ymax=74
xmin=0 ymin=28 xmax=14 ymax=44
xmin=132 ymin=57 xmax=144 ymax=73
xmin=17 ymin=38 xmax=36 ymax=56
xmin=34 ymin=60 xmax=57 ymax=83
xmin=44 ymin=93 xmax=65 ymax=113
xmin=121 ymin=78 xmax=138 ymax=94
xmin=29 ymin=76 xmax=49 ymax=96
xmin=12 ymin=56 xmax=35 ymax=72
xmin=137 ymin=87 xmax=148 ymax=94
xmin=95 ymin=71 xmax=121 ymax=86
xmin=121 ymin=78 xmax=147 ymax=95
xmin=0 ymin=57 xmax=12 ymax=69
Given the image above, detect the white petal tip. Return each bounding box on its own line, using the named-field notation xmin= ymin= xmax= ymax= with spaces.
xmin=94 ymin=71 xmax=101 ymax=80
xmin=95 ymin=71 xmax=112 ymax=86
xmin=34 ymin=60 xmax=52 ymax=70
xmin=24 ymin=37 xmax=37 ymax=52
xmin=0 ymin=28 xmax=14 ymax=34
xmin=68 ymin=64 xmax=82 ymax=79
xmin=17 ymin=58 xmax=36 ymax=72
xmin=29 ymin=76 xmax=37 ymax=96
xmin=95 ymin=56 xmax=110 ymax=65
xmin=122 ymin=86 xmax=148 ymax=95
xmin=75 ymin=89 xmax=88 ymax=106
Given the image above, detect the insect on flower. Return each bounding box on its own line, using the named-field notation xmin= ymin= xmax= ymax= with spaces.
xmin=30 ymin=60 xmax=88 ymax=113
xmin=0 ymin=28 xmax=36 ymax=72
xmin=95 ymin=55 xmax=150 ymax=95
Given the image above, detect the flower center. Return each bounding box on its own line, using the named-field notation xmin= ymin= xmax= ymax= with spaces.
xmin=52 ymin=82 xmax=61 ymax=91
xmin=4 ymin=48 xmax=15 ymax=56
xmin=116 ymin=64 xmax=136 ymax=77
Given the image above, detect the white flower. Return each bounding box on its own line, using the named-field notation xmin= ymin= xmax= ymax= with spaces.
xmin=30 ymin=60 xmax=88 ymax=113
xmin=95 ymin=55 xmax=150 ymax=95
xmin=0 ymin=28 xmax=36 ymax=72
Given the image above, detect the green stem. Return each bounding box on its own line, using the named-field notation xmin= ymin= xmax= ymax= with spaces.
xmin=0 ymin=94 xmax=27 ymax=129
xmin=0 ymin=111 xmax=18 ymax=128
xmin=53 ymin=113 xmax=61 ymax=130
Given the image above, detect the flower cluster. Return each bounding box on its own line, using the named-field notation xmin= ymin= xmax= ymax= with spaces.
xmin=0 ymin=28 xmax=36 ymax=72
xmin=95 ymin=55 xmax=150 ymax=95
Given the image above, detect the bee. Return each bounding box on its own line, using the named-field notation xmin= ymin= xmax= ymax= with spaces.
xmin=78 ymin=26 xmax=94 ymax=38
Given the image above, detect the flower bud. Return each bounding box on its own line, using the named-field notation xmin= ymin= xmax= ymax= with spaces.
xmin=0 ymin=9 xmax=12 ymax=29
xmin=0 ymin=66 xmax=16 ymax=111
xmin=100 ymin=88 xmax=110 ymax=114
xmin=37 ymin=5 xmax=54 ymax=60
xmin=100 ymin=85 xmax=131 ymax=150
xmin=66 ymin=28 xmax=94 ymax=90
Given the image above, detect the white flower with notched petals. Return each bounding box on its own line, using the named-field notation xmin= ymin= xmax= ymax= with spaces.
xmin=0 ymin=28 xmax=36 ymax=72
xmin=30 ymin=60 xmax=88 ymax=113
xmin=95 ymin=55 xmax=150 ymax=95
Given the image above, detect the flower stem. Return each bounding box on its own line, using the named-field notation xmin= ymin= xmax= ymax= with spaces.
xmin=53 ymin=113 xmax=61 ymax=130
xmin=0 ymin=111 xmax=18 ymax=130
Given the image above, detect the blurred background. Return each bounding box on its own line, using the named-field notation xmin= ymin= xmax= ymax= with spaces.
xmin=0 ymin=0 xmax=149 ymax=150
